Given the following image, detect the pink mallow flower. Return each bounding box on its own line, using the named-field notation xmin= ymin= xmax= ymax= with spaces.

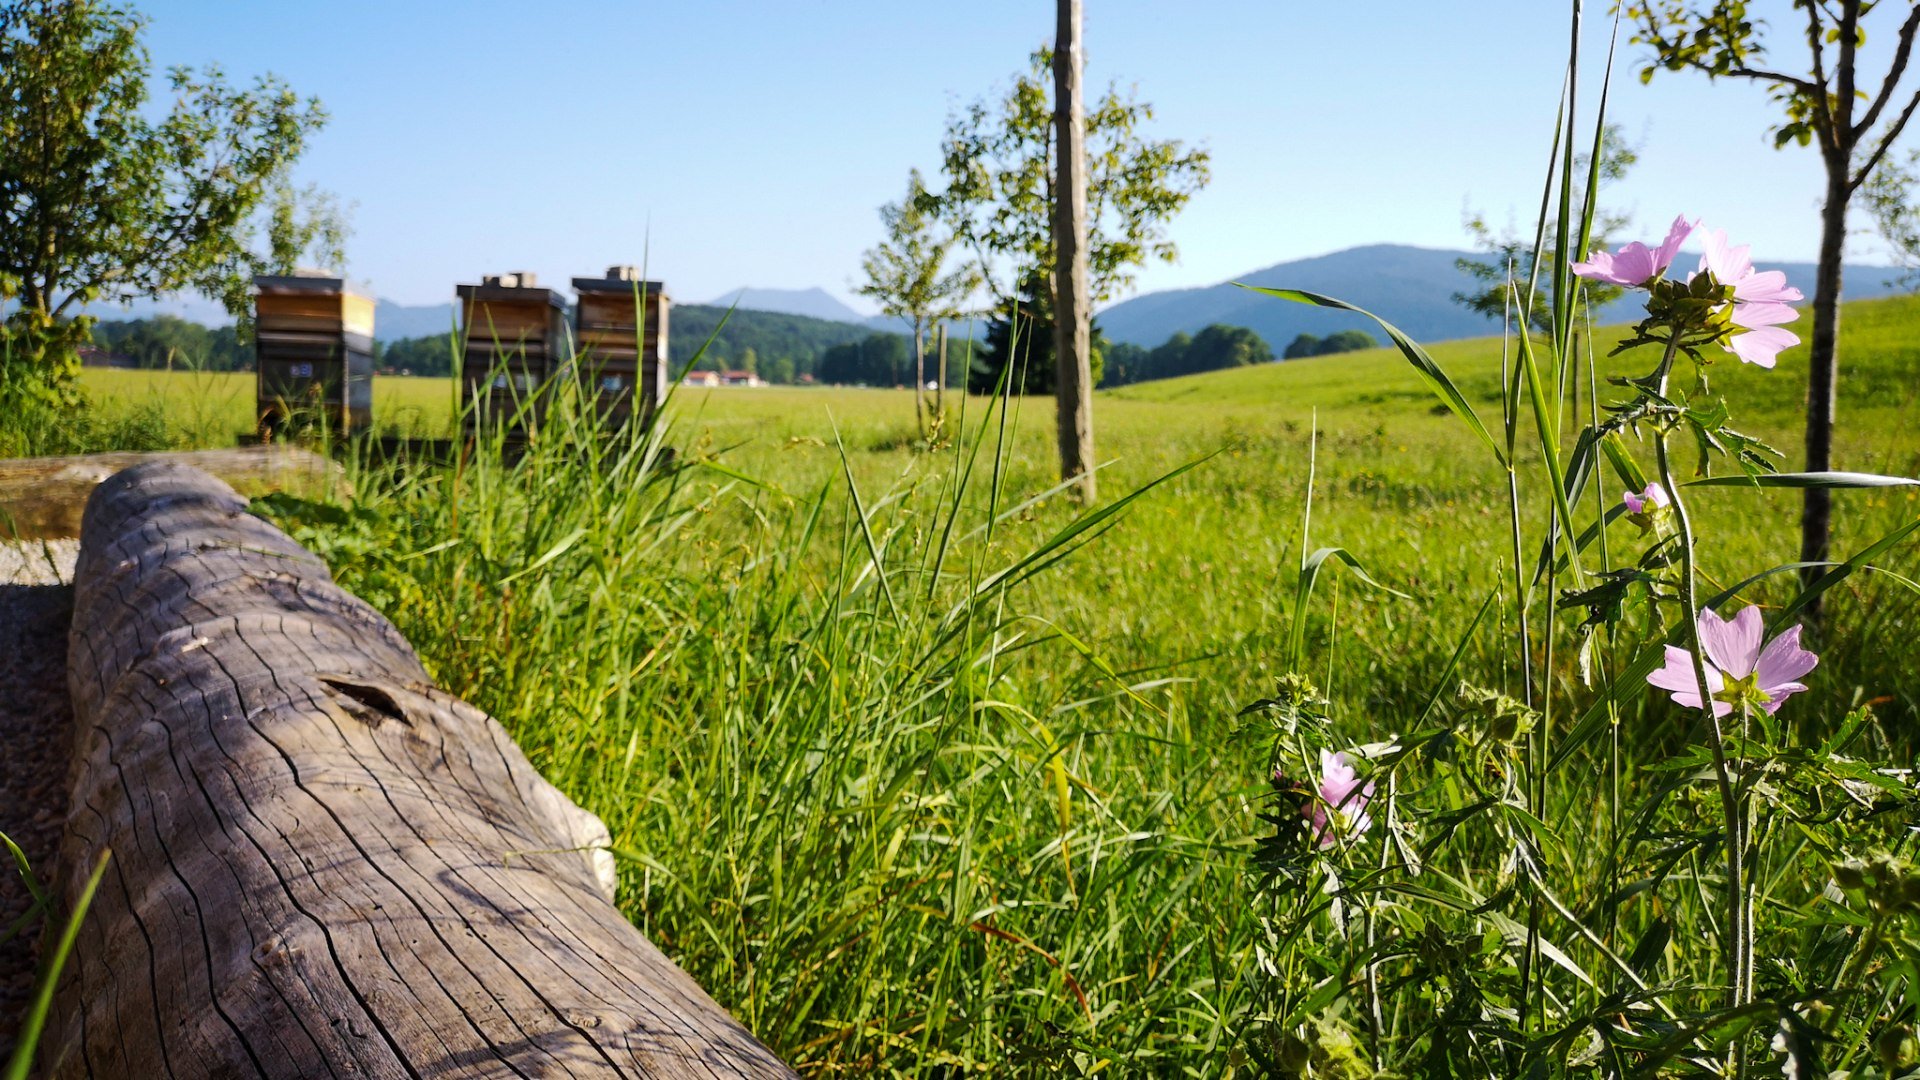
xmin=1694 ymin=228 xmax=1805 ymax=368
xmin=1571 ymin=214 xmax=1696 ymax=288
xmin=1647 ymin=605 xmax=1818 ymax=717
xmin=1622 ymin=482 xmax=1670 ymax=515
xmin=1304 ymin=749 xmax=1376 ymax=849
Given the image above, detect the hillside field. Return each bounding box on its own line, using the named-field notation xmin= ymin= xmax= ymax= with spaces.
xmin=28 ymin=292 xmax=1920 ymax=1073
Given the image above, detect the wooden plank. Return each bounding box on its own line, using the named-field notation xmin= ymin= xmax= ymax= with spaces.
xmin=462 ymin=307 xmax=557 ymax=341
xmin=0 ymin=446 xmax=346 ymax=541
xmin=45 ymin=462 xmax=795 ymax=1078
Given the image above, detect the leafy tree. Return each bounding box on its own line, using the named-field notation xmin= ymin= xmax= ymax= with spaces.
xmin=379 ymin=334 xmax=459 ymax=377
xmin=817 ymin=333 xmax=909 ymax=387
xmin=857 ymin=168 xmax=980 ymax=441
xmin=1101 ymin=324 xmax=1272 ymax=384
xmin=1284 ymin=333 xmax=1322 ymax=360
xmin=1183 ymin=323 xmax=1274 ymax=372
xmin=1102 ymin=341 xmax=1148 ymax=385
xmin=1147 ymin=331 xmax=1193 ymax=378
xmin=929 ymin=48 xmax=1211 ymax=307
xmin=666 ymin=305 xmax=886 ymax=381
xmin=1865 ymin=146 xmax=1920 ymax=287
xmin=87 ymin=316 xmax=260 ymax=370
xmin=737 ymin=346 xmax=759 ymax=376
xmin=1629 ymin=0 xmax=1920 ymax=608
xmin=969 ymin=274 xmax=1106 ymax=395
xmin=1313 ymin=330 xmax=1379 ymax=356
xmin=1453 ymin=124 xmax=1640 ymax=332
xmin=765 ymin=354 xmax=797 ymax=385
xmin=0 ymin=0 xmax=340 ymax=399
xmin=930 ymin=42 xmax=1207 ymax=467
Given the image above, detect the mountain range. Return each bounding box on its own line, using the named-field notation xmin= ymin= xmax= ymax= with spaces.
xmin=706 ymin=286 xmax=870 ymax=325
xmin=1092 ymin=244 xmax=1913 ymax=348
xmin=72 ymin=244 xmax=1913 ymax=350
xmin=693 ymin=246 xmax=1912 ymax=349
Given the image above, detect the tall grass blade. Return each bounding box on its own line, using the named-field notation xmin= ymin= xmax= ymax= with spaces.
xmin=4 ymin=851 xmax=109 ymax=1080
xmin=1242 ymin=286 xmax=1507 ymax=465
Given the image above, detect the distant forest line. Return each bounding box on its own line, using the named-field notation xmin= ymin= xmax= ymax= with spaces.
xmin=80 ymin=307 xmax=1363 ymax=389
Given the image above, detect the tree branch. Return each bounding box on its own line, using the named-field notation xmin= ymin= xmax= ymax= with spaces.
xmin=1711 ymin=62 xmax=1820 ymax=93
xmin=1851 ymin=88 xmax=1920 ymax=193
xmin=1855 ymin=4 xmax=1920 ymax=139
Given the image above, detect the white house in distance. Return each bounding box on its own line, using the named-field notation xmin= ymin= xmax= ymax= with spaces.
xmin=683 ymin=370 xmax=764 ymax=388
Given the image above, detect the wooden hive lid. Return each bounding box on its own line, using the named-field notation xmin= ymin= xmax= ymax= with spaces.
xmin=254 ymin=273 xmax=374 ymax=337
xmin=572 ymin=267 xmax=669 ymax=301
xmin=456 ymin=272 xmax=567 ymax=311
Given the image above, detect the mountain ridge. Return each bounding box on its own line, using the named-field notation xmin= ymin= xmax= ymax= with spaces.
xmin=705 ymin=286 xmax=869 ymax=324
xmin=1094 ymin=243 xmax=1912 ymax=348
xmin=67 ymin=244 xmax=1912 ymax=350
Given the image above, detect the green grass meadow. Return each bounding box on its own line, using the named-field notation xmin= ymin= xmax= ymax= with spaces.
xmin=21 ymin=293 xmax=1920 ymax=1074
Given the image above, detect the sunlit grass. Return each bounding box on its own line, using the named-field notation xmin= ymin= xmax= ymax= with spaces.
xmin=15 ymin=291 xmax=1920 ymax=1073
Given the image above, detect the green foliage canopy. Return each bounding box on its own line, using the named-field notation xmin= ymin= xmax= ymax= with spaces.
xmin=88 ymin=315 xmax=248 ymax=371
xmin=856 ymin=169 xmax=979 ymax=348
xmin=1102 ymin=323 xmax=1274 ymax=385
xmin=970 ymin=273 xmax=1107 ymax=394
xmin=927 ymin=48 xmax=1211 ymax=308
xmin=0 ymin=0 xmax=338 ymax=397
xmin=818 ymin=332 xmax=910 ymax=387
xmin=666 ymin=305 xmax=892 ymax=382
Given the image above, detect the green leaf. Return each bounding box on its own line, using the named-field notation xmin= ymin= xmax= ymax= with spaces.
xmin=1775 ymin=516 xmax=1920 ymax=627
xmin=494 ymin=526 xmax=588 ymax=587
xmin=5 ymin=851 xmax=110 ymax=1080
xmin=1240 ymin=286 xmax=1507 ymax=466
xmin=1289 ymin=545 xmax=1409 ymax=669
xmin=1683 ymin=470 xmax=1919 ymax=490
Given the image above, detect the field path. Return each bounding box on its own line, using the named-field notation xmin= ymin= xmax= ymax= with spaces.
xmin=0 ymin=540 xmax=77 ymax=1065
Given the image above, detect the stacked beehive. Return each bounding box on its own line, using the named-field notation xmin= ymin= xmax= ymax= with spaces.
xmin=253 ymin=274 xmax=375 ymax=435
xmin=572 ymin=266 xmax=670 ymax=426
xmin=457 ymin=272 xmax=569 ymax=435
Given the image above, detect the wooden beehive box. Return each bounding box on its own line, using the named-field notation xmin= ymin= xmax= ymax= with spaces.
xmin=572 ymin=266 xmax=670 ymax=426
xmin=457 ymin=272 xmax=569 ymax=434
xmin=253 ymin=274 xmax=375 ymax=435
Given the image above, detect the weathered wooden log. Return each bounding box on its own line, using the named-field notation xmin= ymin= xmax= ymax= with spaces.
xmin=0 ymin=445 xmax=347 ymax=541
xmin=48 ymin=462 xmax=793 ymax=1078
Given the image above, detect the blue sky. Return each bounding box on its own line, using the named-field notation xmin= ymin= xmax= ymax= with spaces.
xmin=143 ymin=1 xmax=1890 ymax=311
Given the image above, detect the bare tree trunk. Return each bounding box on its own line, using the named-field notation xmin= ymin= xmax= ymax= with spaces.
xmin=1052 ymin=0 xmax=1095 ymax=502
xmin=1799 ymin=166 xmax=1849 ymax=621
xmin=913 ymin=321 xmax=927 ymax=443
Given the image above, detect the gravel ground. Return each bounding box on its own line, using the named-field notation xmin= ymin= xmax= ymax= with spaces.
xmin=0 ymin=540 xmax=77 ymax=1066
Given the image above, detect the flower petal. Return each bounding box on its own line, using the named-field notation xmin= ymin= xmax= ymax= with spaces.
xmin=1759 ymin=682 xmax=1809 ymax=715
xmin=1653 ymin=215 xmax=1696 ymax=273
xmin=1727 ymin=326 xmax=1799 ymax=368
xmin=1700 ymin=606 xmax=1764 ymax=679
xmin=1648 ymin=644 xmax=1728 ymax=714
xmin=1571 ymin=251 xmax=1618 ymax=283
xmin=1755 ymin=624 xmax=1819 ymax=690
xmin=1730 ymin=300 xmax=1799 ymax=329
xmin=1733 ymin=269 xmax=1803 ymax=305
